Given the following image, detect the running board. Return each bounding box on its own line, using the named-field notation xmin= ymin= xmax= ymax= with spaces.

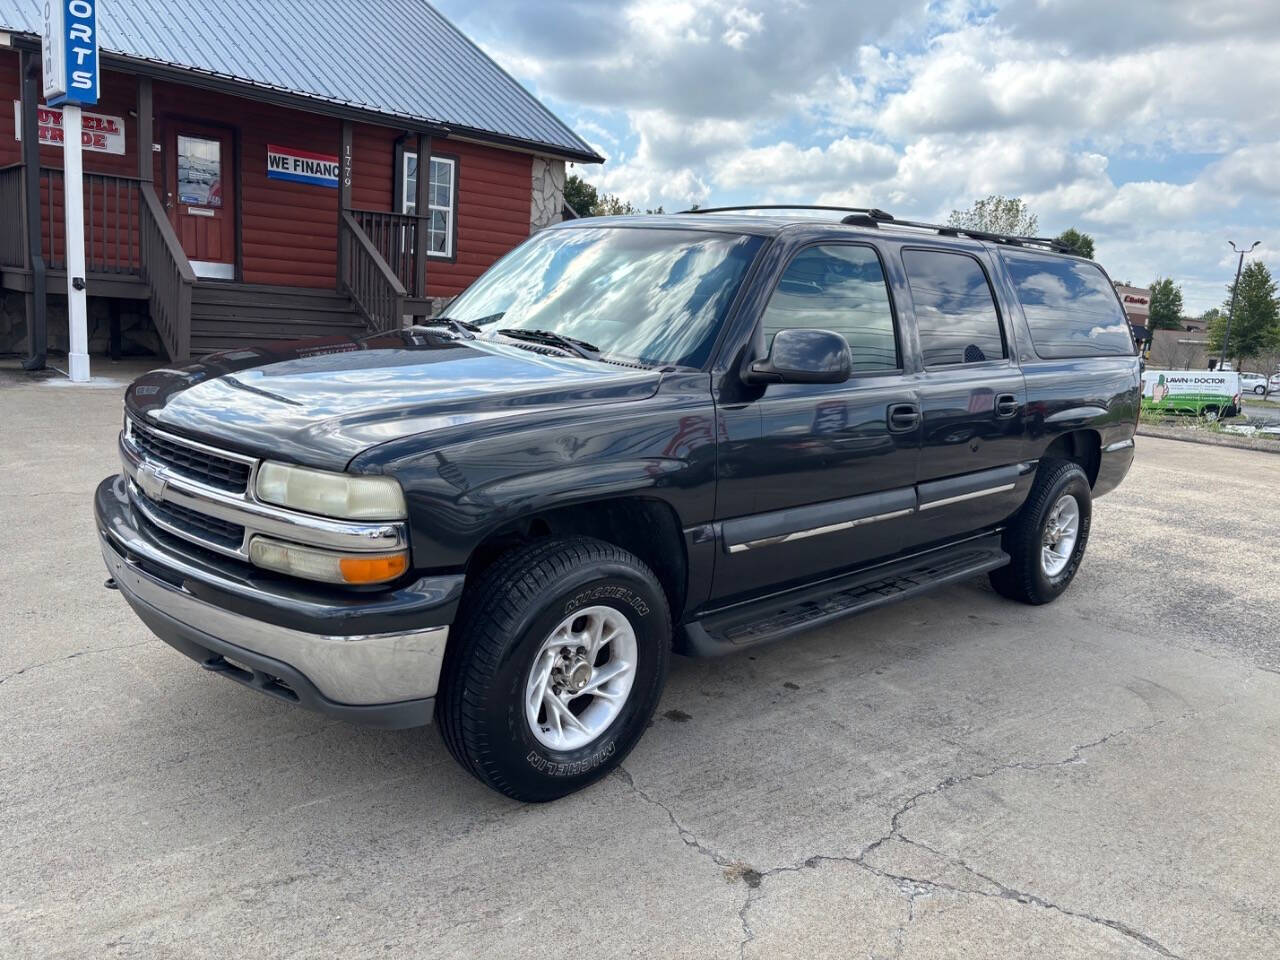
xmin=681 ymin=535 xmax=1009 ymax=656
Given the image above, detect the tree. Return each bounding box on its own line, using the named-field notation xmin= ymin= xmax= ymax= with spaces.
xmin=592 ymin=193 xmax=639 ymax=216
xmin=564 ymin=174 xmax=598 ymax=217
xmin=947 ymin=195 xmax=1038 ymax=236
xmin=1207 ymin=260 xmax=1280 ymax=366
xmin=1147 ymin=277 xmax=1184 ymax=331
xmin=563 ymin=174 xmax=660 ymax=217
xmin=1053 ymin=227 xmax=1095 ymax=259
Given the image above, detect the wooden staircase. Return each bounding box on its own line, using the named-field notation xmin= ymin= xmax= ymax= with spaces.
xmin=189 ymin=283 xmax=371 ymax=357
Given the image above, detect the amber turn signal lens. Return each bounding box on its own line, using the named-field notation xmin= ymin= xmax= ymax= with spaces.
xmin=249 ymin=537 xmax=409 ymax=585
xmin=339 ymin=552 xmax=409 ymax=584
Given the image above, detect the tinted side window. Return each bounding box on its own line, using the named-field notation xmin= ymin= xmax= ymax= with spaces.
xmin=760 ymin=245 xmax=898 ymax=373
xmin=902 ymin=250 xmax=1006 ymax=366
xmin=1003 ymin=253 xmax=1136 ymax=358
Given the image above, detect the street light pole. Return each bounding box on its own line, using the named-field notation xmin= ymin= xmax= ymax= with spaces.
xmin=1219 ymin=240 xmax=1260 ymax=369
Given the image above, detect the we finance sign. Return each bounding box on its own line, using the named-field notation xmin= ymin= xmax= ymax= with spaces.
xmin=266 ymin=145 xmax=339 ymax=188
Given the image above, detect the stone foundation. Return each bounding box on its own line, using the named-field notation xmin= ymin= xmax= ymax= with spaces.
xmin=0 ymin=292 xmax=162 ymax=358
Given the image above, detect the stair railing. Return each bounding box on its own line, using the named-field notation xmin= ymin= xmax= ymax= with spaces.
xmin=340 ymin=211 xmax=407 ymax=333
xmin=139 ymin=183 xmax=195 ymax=361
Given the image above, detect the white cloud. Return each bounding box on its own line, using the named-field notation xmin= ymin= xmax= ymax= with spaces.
xmin=441 ymin=0 xmax=1280 ymax=316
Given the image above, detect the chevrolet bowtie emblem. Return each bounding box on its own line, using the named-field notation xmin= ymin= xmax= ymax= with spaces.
xmin=137 ymin=463 xmax=167 ymax=502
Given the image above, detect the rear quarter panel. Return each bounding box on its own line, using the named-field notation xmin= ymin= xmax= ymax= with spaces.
xmin=1022 ymin=356 xmax=1142 ymax=452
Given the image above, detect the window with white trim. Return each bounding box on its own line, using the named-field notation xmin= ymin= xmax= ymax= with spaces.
xmin=401 ymin=153 xmax=456 ymax=258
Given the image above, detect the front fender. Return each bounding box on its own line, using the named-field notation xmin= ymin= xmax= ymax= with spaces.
xmin=349 ymin=374 xmax=718 ymax=570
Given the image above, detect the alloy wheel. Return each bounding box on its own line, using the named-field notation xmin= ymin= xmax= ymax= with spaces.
xmin=524 ymin=606 xmax=638 ymax=751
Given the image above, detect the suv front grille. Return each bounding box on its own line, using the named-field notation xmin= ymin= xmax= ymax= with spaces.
xmin=129 ymin=420 xmax=252 ymax=493
xmin=134 ymin=487 xmax=247 ymax=551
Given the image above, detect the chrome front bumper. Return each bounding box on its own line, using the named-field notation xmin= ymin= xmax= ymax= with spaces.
xmin=97 ymin=475 xmax=455 ymax=728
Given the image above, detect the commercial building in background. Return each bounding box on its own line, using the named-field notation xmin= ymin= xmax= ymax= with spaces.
xmin=1113 ymin=283 xmax=1151 ymax=352
xmin=0 ymin=0 xmax=601 ymax=362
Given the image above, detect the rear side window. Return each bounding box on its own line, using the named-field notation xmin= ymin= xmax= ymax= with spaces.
xmin=1002 ymin=253 xmax=1135 ymax=358
xmin=760 ymin=244 xmax=899 ymax=373
xmin=902 ymin=249 xmax=1006 ymax=366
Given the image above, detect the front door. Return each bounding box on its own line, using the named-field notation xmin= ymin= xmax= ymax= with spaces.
xmin=166 ymin=122 xmax=235 ymax=279
xmin=712 ymin=242 xmax=922 ymax=605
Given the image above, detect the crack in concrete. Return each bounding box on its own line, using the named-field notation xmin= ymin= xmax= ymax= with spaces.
xmin=621 ymin=712 xmax=1198 ymax=960
xmin=735 ymin=884 xmax=758 ymax=960
xmin=614 ymin=765 xmax=737 ymax=870
xmin=885 ymin=836 xmax=1186 ymax=959
xmin=0 ymin=640 xmax=151 ymax=689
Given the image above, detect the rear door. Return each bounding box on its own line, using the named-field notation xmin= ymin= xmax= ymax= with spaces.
xmin=899 ymin=246 xmax=1030 ymax=546
xmin=711 ymin=241 xmax=922 ymax=604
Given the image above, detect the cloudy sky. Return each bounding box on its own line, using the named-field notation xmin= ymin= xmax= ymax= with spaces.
xmin=437 ymin=0 xmax=1280 ymax=313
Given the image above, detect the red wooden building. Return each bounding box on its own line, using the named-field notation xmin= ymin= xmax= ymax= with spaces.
xmin=0 ymin=1 xmax=600 ymax=363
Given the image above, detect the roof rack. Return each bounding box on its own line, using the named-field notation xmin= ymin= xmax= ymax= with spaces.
xmin=677 ymin=204 xmax=1073 ymax=253
xmin=680 ymin=204 xmax=894 ymax=221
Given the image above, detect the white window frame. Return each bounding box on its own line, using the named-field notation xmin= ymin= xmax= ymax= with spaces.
xmin=401 ymin=153 xmax=456 ymax=259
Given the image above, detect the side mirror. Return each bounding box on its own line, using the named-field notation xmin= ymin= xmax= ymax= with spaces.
xmin=744 ymin=328 xmax=852 ymax=385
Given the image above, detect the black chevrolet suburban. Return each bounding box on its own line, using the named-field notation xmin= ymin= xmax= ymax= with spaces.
xmin=96 ymin=207 xmax=1140 ymax=801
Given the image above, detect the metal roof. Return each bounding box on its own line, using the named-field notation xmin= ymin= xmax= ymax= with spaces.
xmin=0 ymin=0 xmax=603 ymax=162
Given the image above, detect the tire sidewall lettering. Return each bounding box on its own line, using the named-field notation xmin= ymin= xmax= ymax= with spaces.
xmin=563 ymin=583 xmax=650 ymax=619
xmin=525 ymin=740 xmax=616 ymax=777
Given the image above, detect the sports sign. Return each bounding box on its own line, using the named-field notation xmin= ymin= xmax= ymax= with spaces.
xmin=12 ymin=101 xmax=125 ymax=154
xmin=266 ymin=145 xmax=339 ymax=188
xmin=42 ymin=0 xmax=99 ymax=106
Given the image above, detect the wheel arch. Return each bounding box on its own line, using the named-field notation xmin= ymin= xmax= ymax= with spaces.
xmin=1040 ymin=429 xmax=1102 ymax=488
xmin=462 ymin=495 xmax=690 ymax=621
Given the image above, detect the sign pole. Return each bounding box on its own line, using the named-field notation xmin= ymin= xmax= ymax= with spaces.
xmin=62 ymin=101 xmax=90 ymax=381
xmin=42 ymin=0 xmax=100 ymax=382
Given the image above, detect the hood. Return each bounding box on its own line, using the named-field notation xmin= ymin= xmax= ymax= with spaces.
xmin=125 ymin=331 xmax=662 ymax=470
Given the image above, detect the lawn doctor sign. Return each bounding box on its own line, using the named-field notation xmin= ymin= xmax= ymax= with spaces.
xmin=41 ymin=0 xmax=100 ymax=382
xmin=267 ymin=145 xmax=340 ymax=188
xmin=1141 ymin=370 xmax=1241 ymax=418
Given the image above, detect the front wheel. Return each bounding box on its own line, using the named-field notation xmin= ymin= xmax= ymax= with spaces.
xmin=990 ymin=459 xmax=1092 ymax=605
xmin=436 ymin=537 xmax=670 ymax=802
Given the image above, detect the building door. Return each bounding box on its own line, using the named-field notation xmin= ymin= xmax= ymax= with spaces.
xmin=165 ymin=123 xmax=236 ymax=279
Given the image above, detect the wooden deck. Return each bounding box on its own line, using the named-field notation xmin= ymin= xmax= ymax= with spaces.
xmin=2 ymin=162 xmax=416 ymax=362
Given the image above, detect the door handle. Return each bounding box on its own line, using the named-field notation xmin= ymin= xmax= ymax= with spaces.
xmin=995 ymin=393 xmax=1019 ymax=418
xmin=887 ymin=402 xmax=920 ymax=433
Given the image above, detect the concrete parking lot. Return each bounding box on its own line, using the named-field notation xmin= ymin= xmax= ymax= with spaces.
xmin=3 ymin=359 xmax=1278 ymax=960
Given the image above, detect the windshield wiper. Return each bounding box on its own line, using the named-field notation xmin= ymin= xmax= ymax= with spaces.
xmin=496 ymin=328 xmax=600 ymax=360
xmin=413 ymin=317 xmax=480 ymax=339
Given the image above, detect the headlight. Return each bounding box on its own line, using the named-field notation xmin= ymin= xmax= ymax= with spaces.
xmin=255 ymin=462 xmax=407 ymax=520
xmin=249 ymin=537 xmax=408 ymax=585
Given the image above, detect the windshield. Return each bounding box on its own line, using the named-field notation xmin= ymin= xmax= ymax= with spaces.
xmin=443 ymin=226 xmax=765 ymax=368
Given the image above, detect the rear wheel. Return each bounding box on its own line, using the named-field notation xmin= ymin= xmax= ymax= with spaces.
xmin=990 ymin=459 xmax=1092 ymax=605
xmin=437 ymin=537 xmax=670 ymax=802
